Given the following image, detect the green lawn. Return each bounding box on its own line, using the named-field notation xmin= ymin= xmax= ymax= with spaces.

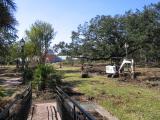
xmin=61 ymin=66 xmax=160 ymax=120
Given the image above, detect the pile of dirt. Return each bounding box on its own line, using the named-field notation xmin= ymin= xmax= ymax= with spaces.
xmin=83 ymin=64 xmax=106 ymax=75
xmin=136 ymin=67 xmax=160 ymax=88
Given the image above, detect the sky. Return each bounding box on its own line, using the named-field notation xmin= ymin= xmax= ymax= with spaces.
xmin=15 ymin=0 xmax=159 ymax=46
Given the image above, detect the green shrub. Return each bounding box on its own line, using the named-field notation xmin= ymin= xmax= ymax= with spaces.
xmin=0 ymin=87 xmax=5 ymax=97
xmin=33 ymin=64 xmax=63 ymax=91
xmin=24 ymin=68 xmax=33 ymax=81
xmin=0 ymin=87 xmax=10 ymax=97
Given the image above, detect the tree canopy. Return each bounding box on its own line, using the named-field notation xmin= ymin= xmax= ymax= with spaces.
xmin=55 ymin=2 xmax=160 ymax=63
xmin=0 ymin=0 xmax=17 ymax=56
xmin=25 ymin=20 xmax=56 ymax=63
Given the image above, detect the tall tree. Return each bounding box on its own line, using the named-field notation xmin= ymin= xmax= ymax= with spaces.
xmin=25 ymin=21 xmax=55 ymax=64
xmin=0 ymin=0 xmax=17 ymax=57
xmin=0 ymin=0 xmax=17 ymax=27
xmin=53 ymin=41 xmax=69 ymax=55
xmin=58 ymin=2 xmax=160 ymax=64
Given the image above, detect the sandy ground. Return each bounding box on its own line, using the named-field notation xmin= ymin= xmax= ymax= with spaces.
xmin=0 ymin=67 xmax=23 ymax=108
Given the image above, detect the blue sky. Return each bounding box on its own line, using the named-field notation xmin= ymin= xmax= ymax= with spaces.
xmin=15 ymin=0 xmax=159 ymax=46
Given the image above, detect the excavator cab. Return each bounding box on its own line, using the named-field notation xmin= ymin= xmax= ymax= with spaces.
xmin=105 ymin=57 xmax=121 ymax=77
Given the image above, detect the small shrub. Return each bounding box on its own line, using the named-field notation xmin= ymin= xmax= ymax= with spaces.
xmin=81 ymin=73 xmax=89 ymax=78
xmin=33 ymin=64 xmax=63 ymax=91
xmin=24 ymin=68 xmax=33 ymax=81
xmin=0 ymin=87 xmax=5 ymax=97
xmin=81 ymin=70 xmax=90 ymax=78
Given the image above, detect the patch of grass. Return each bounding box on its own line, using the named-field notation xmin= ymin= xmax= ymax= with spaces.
xmin=0 ymin=87 xmax=14 ymax=97
xmin=58 ymin=66 xmax=80 ymax=71
xmin=62 ymin=66 xmax=160 ymax=120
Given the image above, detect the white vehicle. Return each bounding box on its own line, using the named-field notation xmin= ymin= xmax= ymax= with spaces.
xmin=106 ymin=65 xmax=118 ymax=76
xmin=106 ymin=58 xmax=135 ymax=78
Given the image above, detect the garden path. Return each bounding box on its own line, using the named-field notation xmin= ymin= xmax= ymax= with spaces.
xmin=27 ymin=102 xmax=61 ymax=120
xmin=0 ymin=67 xmax=22 ymax=88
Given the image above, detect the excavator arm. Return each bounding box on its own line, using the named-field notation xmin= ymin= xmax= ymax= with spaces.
xmin=118 ymin=59 xmax=134 ymax=74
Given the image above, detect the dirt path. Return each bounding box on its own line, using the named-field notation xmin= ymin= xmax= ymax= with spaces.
xmin=27 ymin=103 xmax=61 ymax=120
xmin=0 ymin=67 xmax=22 ymax=88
